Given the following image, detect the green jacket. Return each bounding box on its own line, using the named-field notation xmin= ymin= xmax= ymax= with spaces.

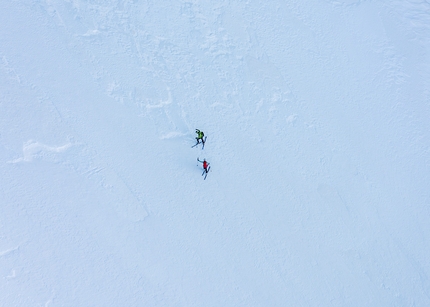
xmin=196 ymin=130 xmax=204 ymax=139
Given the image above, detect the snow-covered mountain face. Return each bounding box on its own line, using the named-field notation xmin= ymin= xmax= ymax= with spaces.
xmin=1 ymin=1 xmax=429 ymax=306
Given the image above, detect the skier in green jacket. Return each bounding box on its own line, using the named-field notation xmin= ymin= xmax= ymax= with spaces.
xmin=192 ymin=129 xmax=206 ymax=149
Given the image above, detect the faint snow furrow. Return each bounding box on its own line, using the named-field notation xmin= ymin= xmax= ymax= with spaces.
xmin=9 ymin=140 xmax=72 ymax=163
xmin=0 ymin=246 xmax=19 ymax=257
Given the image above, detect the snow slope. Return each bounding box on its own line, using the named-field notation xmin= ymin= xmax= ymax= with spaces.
xmin=1 ymin=0 xmax=429 ymax=306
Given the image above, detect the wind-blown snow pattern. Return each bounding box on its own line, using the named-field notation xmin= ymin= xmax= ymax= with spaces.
xmin=1 ymin=0 xmax=429 ymax=306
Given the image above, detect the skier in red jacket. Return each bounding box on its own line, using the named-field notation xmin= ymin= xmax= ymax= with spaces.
xmin=197 ymin=158 xmax=210 ymax=180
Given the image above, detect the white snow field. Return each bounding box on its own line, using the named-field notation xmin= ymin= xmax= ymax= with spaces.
xmin=1 ymin=0 xmax=430 ymax=306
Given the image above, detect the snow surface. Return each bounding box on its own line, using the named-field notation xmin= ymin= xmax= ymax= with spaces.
xmin=1 ymin=0 xmax=430 ymax=306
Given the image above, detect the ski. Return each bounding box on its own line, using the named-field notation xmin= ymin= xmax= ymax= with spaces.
xmin=203 ymin=166 xmax=210 ymax=180
xmin=192 ymin=136 xmax=207 ymax=149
